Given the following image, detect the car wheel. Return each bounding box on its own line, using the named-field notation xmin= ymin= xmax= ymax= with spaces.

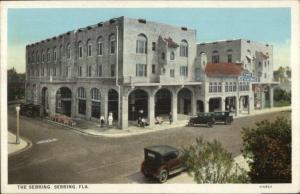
xmin=225 ymin=118 xmax=230 ymax=125
xmin=158 ymin=169 xmax=168 ymax=183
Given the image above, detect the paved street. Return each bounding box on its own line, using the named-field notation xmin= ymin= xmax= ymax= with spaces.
xmin=7 ymin=105 xmax=291 ymax=184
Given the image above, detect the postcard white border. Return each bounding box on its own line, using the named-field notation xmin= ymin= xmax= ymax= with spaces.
xmin=1 ymin=0 xmax=299 ymax=193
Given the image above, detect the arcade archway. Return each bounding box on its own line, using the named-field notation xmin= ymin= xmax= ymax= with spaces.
xmin=128 ymin=89 xmax=148 ymax=121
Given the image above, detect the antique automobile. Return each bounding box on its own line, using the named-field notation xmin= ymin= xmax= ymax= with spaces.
xmin=214 ymin=111 xmax=234 ymax=124
xmin=141 ymin=145 xmax=185 ymax=183
xmin=20 ymin=103 xmax=41 ymax=117
xmin=188 ymin=112 xmax=215 ymax=127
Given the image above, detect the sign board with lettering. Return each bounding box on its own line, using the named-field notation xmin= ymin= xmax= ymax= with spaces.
xmin=239 ymin=72 xmax=258 ymax=82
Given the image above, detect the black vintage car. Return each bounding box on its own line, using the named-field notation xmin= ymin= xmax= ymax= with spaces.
xmin=214 ymin=111 xmax=233 ymax=124
xmin=188 ymin=112 xmax=215 ymax=127
xmin=20 ymin=103 xmax=40 ymax=117
xmin=141 ymin=145 xmax=185 ymax=183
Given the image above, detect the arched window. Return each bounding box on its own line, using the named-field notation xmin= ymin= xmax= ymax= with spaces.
xmin=97 ymin=36 xmax=103 ymax=56
xmin=77 ymin=87 xmax=86 ymax=99
xmin=180 ymin=40 xmax=188 ymax=57
xmin=109 ymin=34 xmax=116 ymax=54
xmin=87 ymin=39 xmax=92 ymax=57
xmin=170 ymin=51 xmax=175 ymax=60
xmin=91 ymin=88 xmax=100 ymax=101
xmin=136 ymin=34 xmax=147 ymax=54
xmin=78 ymin=41 xmax=83 ymax=58
xmin=36 ymin=51 xmax=39 ymax=63
xmin=67 ymin=44 xmax=71 ymax=59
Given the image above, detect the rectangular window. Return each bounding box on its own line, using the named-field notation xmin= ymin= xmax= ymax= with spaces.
xmin=41 ymin=68 xmax=44 ymax=76
xmin=79 ymin=46 xmax=83 ymax=58
xmin=78 ymin=99 xmax=86 ymax=115
xmin=225 ymin=83 xmax=229 ymax=92
xmin=78 ymin=66 xmax=82 ymax=77
xmin=111 ymin=64 xmax=115 ymax=77
xmin=209 ymin=83 xmax=213 ymax=93
xmin=91 ymin=101 xmax=101 ymax=118
xmin=53 ymin=67 xmax=56 ymax=76
xmin=233 ymin=82 xmax=237 ymax=91
xmin=152 ymin=42 xmax=156 ymax=51
xmin=67 ymin=47 xmax=71 ymax=59
xmin=136 ymin=64 xmax=147 ymax=77
xmin=170 ymin=69 xmax=175 ymax=78
xmin=87 ymin=66 xmax=92 ymax=77
xmin=180 ymin=66 xmax=188 ymax=76
xmin=88 ymin=44 xmax=92 ymax=56
xmin=229 ymin=82 xmax=233 ymax=92
xmin=218 ymin=82 xmax=222 ymax=92
xmin=152 ymin=64 xmax=156 ymax=74
xmin=66 ymin=66 xmax=69 ymax=77
xmin=110 ymin=41 xmax=116 ymax=54
xmin=227 ymin=54 xmax=232 ymax=63
xmin=97 ymin=64 xmax=102 ymax=77
xmin=136 ymin=40 xmax=146 ymax=54
xmin=97 ymin=43 xmax=103 ymax=55
xmin=212 ymin=55 xmax=219 ymax=63
xmin=54 ymin=51 xmax=57 ymax=61
xmin=180 ymin=45 xmax=188 ymax=57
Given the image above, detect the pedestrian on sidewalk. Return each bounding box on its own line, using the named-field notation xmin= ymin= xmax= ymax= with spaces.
xmin=169 ymin=112 xmax=173 ymax=125
xmin=100 ymin=115 xmax=105 ymax=127
xmin=108 ymin=112 xmax=113 ymax=127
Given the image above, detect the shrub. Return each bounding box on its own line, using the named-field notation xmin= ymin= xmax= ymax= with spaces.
xmin=241 ymin=117 xmax=291 ymax=183
xmin=182 ymin=137 xmax=249 ymax=183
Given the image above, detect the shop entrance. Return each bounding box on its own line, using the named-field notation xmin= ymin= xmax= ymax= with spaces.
xmin=177 ymin=88 xmax=192 ymax=115
xmin=128 ymin=89 xmax=148 ymax=121
xmin=209 ymin=98 xmax=221 ymax=112
xmin=56 ymin=87 xmax=72 ymax=117
xmin=108 ymin=89 xmax=119 ymax=121
xmin=155 ymin=88 xmax=172 ymax=116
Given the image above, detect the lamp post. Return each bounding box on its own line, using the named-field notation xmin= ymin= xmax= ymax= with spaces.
xmin=16 ymin=105 xmax=20 ymax=144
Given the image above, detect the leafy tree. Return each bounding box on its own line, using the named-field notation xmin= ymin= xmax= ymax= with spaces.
xmin=7 ymin=68 xmax=25 ymax=101
xmin=241 ymin=117 xmax=291 ymax=183
xmin=182 ymin=137 xmax=249 ymax=183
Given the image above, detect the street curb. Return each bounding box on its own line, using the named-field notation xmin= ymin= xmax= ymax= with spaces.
xmin=43 ymin=107 xmax=291 ymax=138
xmin=8 ymin=133 xmax=33 ymax=157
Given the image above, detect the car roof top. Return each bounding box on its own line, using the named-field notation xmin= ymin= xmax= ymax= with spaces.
xmin=144 ymin=145 xmax=178 ymax=155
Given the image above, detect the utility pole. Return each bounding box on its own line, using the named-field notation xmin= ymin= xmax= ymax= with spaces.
xmin=116 ymin=25 xmax=121 ymax=129
xmin=16 ymin=105 xmax=20 ymax=144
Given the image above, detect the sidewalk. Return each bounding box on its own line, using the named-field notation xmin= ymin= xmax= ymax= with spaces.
xmin=7 ymin=131 xmax=31 ymax=156
xmin=46 ymin=106 xmax=291 ymax=138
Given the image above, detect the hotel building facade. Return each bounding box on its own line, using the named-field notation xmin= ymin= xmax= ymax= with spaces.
xmin=25 ymin=16 xmax=277 ymax=129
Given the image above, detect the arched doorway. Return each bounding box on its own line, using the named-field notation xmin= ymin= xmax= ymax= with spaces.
xmin=108 ymin=89 xmax=118 ymax=121
xmin=41 ymin=87 xmax=48 ymax=116
xmin=56 ymin=87 xmax=72 ymax=117
xmin=225 ymin=96 xmax=236 ymax=112
xmin=155 ymin=88 xmax=172 ymax=116
xmin=177 ymin=88 xmax=192 ymax=115
xmin=128 ymin=89 xmax=148 ymax=121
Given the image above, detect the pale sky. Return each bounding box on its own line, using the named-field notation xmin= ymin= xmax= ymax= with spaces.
xmin=8 ymin=8 xmax=291 ymax=73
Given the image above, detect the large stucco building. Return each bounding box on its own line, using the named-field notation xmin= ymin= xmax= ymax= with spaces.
xmin=25 ymin=16 xmax=277 ymax=129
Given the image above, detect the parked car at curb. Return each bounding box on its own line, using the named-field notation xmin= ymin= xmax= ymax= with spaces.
xmin=188 ymin=112 xmax=215 ymax=127
xmin=141 ymin=145 xmax=185 ymax=183
xmin=20 ymin=103 xmax=40 ymax=117
xmin=214 ymin=111 xmax=234 ymax=125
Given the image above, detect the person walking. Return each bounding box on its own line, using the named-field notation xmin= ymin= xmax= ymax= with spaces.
xmin=169 ymin=112 xmax=173 ymax=124
xmin=100 ymin=115 xmax=105 ymax=127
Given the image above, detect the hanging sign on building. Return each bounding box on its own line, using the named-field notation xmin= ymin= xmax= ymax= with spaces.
xmin=239 ymin=72 xmax=258 ymax=82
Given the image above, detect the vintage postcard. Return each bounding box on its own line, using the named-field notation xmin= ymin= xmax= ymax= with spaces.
xmin=1 ymin=0 xmax=299 ymax=193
